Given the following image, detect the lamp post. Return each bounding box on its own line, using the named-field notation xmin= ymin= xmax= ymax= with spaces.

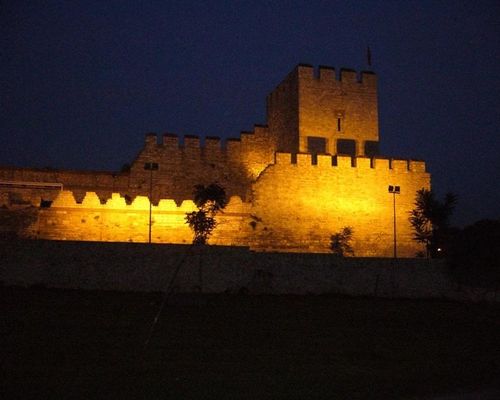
xmin=144 ymin=162 xmax=159 ymax=243
xmin=388 ymin=185 xmax=400 ymax=258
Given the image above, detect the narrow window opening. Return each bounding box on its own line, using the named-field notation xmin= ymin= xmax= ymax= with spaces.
xmin=335 ymin=110 xmax=344 ymax=132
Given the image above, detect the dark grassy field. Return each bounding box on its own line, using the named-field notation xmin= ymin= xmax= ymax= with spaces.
xmin=1 ymin=286 xmax=499 ymax=399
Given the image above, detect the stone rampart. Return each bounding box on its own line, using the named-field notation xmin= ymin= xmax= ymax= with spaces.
xmin=250 ymin=152 xmax=430 ymax=256
xmin=7 ymin=147 xmax=430 ymax=257
xmin=30 ymin=191 xmax=252 ymax=246
xmin=127 ymin=126 xmax=276 ymax=203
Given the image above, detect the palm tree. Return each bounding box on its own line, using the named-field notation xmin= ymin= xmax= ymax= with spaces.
xmin=185 ymin=183 xmax=227 ymax=245
xmin=192 ymin=183 xmax=227 ymax=213
xmin=409 ymin=188 xmax=457 ymax=257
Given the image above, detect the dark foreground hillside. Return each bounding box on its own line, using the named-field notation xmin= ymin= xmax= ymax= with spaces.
xmin=1 ymin=286 xmax=499 ymax=399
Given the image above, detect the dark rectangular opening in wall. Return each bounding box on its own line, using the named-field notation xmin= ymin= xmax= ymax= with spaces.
xmin=307 ymin=136 xmax=326 ymax=155
xmin=307 ymin=137 xmax=327 ymax=164
xmin=337 ymin=139 xmax=356 ymax=157
xmin=365 ymin=141 xmax=380 ymax=157
xmin=40 ymin=200 xmax=52 ymax=208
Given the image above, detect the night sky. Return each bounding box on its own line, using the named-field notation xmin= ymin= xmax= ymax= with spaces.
xmin=1 ymin=1 xmax=499 ymax=227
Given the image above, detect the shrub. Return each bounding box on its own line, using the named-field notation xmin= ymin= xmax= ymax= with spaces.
xmin=330 ymin=226 xmax=354 ymax=257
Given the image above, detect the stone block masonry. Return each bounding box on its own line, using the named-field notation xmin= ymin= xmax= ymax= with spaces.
xmin=22 ymin=148 xmax=429 ymax=256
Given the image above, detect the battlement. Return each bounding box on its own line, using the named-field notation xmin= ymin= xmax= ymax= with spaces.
xmin=143 ymin=126 xmax=269 ymax=152
xmin=273 ymin=152 xmax=426 ymax=173
xmin=49 ymin=190 xmax=249 ymax=212
xmin=295 ymin=64 xmax=377 ymax=86
xmin=266 ymin=64 xmax=377 ymax=107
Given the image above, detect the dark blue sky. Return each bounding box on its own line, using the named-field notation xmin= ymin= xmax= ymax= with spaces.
xmin=1 ymin=1 xmax=499 ymax=227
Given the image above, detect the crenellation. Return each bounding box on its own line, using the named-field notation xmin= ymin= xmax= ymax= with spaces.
xmin=339 ymin=68 xmax=358 ymax=83
xmin=204 ymin=136 xmax=222 ymax=152
xmin=391 ymin=159 xmax=409 ymax=172
xmin=229 ymin=150 xmax=426 ymax=174
xmin=226 ymin=138 xmax=242 ymax=157
xmin=316 ymin=154 xmax=333 ymax=168
xmin=145 ymin=133 xmax=158 ymax=148
xmin=253 ymin=123 xmax=268 ymax=129
xmin=335 ymin=155 xmax=354 ymax=168
xmin=409 ymin=160 xmax=426 ymax=173
xmin=81 ymin=192 xmax=102 ymax=208
xmin=240 ymin=131 xmax=254 ymax=145
xmin=296 ymin=153 xmax=312 ymax=165
xmin=162 ymin=133 xmax=179 ymax=147
xmin=373 ymin=158 xmax=390 ymax=170
xmin=296 ymin=64 xmax=314 ymax=80
xmin=275 ymin=152 xmax=292 ymax=164
xmin=318 ymin=66 xmax=335 ymax=82
xmin=51 ymin=190 xmax=77 ymax=207
xmin=360 ymin=71 xmax=377 ymax=88
xmin=107 ymin=192 xmax=128 ymax=208
xmin=183 ymin=135 xmax=200 ymax=150
xmin=355 ymin=157 xmax=372 ymax=170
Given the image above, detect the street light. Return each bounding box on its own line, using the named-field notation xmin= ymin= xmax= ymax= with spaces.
xmin=144 ymin=162 xmax=159 ymax=243
xmin=388 ymin=185 xmax=400 ymax=258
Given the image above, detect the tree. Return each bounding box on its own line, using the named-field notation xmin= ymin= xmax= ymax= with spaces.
xmin=185 ymin=183 xmax=227 ymax=245
xmin=409 ymin=188 xmax=457 ymax=258
xmin=330 ymin=226 xmax=354 ymax=257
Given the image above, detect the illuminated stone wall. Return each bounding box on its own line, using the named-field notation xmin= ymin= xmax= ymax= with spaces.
xmin=31 ymin=191 xmax=253 ymax=246
xmin=298 ymin=67 xmax=378 ymax=156
xmin=250 ymin=154 xmax=430 ymax=257
xmin=266 ymin=65 xmax=378 ymax=156
xmin=126 ymin=124 xmax=276 ymax=204
xmin=22 ymin=151 xmax=429 ymax=257
xmin=266 ymin=67 xmax=299 ymax=153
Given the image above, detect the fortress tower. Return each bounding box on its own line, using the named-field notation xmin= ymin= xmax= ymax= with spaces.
xmin=267 ymin=64 xmax=379 ymax=157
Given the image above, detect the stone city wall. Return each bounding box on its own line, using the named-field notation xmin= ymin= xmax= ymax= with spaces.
xmin=127 ymin=126 xmax=276 ymax=203
xmin=250 ymin=153 xmax=430 ymax=256
xmin=2 ymin=150 xmax=430 ymax=256
xmin=28 ymin=191 xmax=253 ymax=246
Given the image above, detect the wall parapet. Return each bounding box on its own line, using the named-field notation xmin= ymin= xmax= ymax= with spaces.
xmin=295 ymin=64 xmax=377 ymax=86
xmin=273 ymin=152 xmax=426 ymax=173
xmin=143 ymin=125 xmax=271 ymax=152
xmin=48 ymin=190 xmax=249 ymax=213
